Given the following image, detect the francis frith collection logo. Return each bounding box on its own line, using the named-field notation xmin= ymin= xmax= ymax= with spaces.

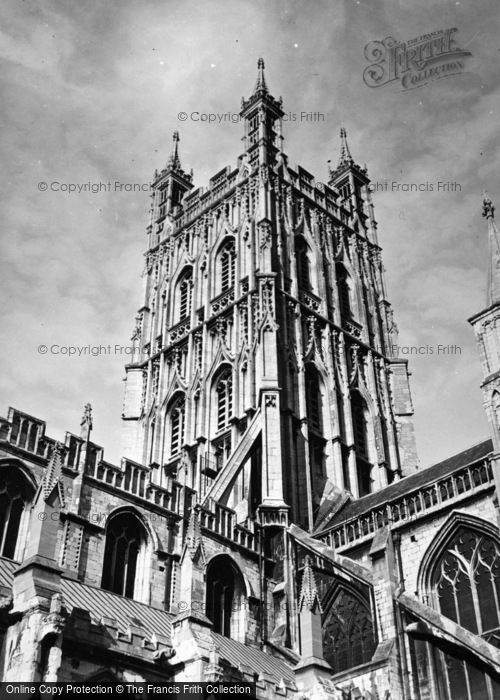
xmin=363 ymin=28 xmax=472 ymax=90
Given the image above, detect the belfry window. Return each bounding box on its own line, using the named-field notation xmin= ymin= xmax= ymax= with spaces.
xmin=101 ymin=512 xmax=148 ymax=601
xmin=351 ymin=392 xmax=368 ymax=459
xmin=351 ymin=391 xmax=372 ymax=496
xmin=305 ymin=364 xmax=323 ymax=433
xmin=0 ymin=470 xmax=31 ymax=560
xmin=296 ymin=238 xmax=311 ymax=291
xmin=176 ymin=268 xmax=193 ymax=322
xmin=337 ymin=264 xmax=352 ymax=319
xmin=219 ymin=240 xmax=236 ymax=293
xmin=323 ymin=585 xmax=376 ymax=673
xmin=430 ymin=526 xmax=500 ymax=700
xmin=216 ymin=370 xmax=233 ymax=431
xmin=170 ymin=396 xmax=186 ymax=456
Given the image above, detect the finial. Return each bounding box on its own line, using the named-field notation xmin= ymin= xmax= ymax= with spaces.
xmin=338 ymin=127 xmax=353 ymax=167
xmin=253 ymin=57 xmax=268 ymax=93
xmin=483 ymin=191 xmax=495 ymax=219
xmin=81 ymin=402 xmax=93 ymax=430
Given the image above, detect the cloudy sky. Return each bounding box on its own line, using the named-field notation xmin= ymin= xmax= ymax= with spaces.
xmin=1 ymin=0 xmax=499 ymax=470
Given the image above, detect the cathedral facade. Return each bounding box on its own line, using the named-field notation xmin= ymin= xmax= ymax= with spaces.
xmin=0 ymin=61 xmax=499 ymax=699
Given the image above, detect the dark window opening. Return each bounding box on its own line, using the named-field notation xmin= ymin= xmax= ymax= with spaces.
xmin=337 ymin=264 xmax=352 ymax=319
xmin=0 ymin=471 xmax=29 ymax=560
xmin=206 ymin=556 xmax=245 ymax=639
xmin=296 ymin=238 xmax=312 ymax=291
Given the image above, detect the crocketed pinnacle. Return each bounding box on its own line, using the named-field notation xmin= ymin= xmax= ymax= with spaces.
xmin=298 ymin=555 xmax=322 ymax=612
xmin=167 ymin=130 xmax=182 ymax=170
xmin=253 ymin=57 xmax=268 ymax=94
xmin=338 ymin=127 xmax=353 ymax=167
xmin=43 ymin=441 xmax=64 ymax=502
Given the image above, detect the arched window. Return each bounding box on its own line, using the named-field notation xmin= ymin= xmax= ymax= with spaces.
xmin=169 ymin=395 xmax=186 ymax=456
xmin=305 ymin=364 xmax=326 ymax=512
xmin=305 ymin=364 xmax=323 ymax=433
xmin=337 ymin=263 xmax=352 ymax=319
xmin=206 ymin=555 xmax=246 ymax=641
xmin=219 ymin=240 xmax=236 ymax=293
xmin=176 ymin=268 xmax=193 ymax=322
xmin=323 ymin=585 xmax=376 ymax=673
xmin=296 ymin=237 xmax=312 ymax=291
xmin=351 ymin=391 xmax=372 ymax=496
xmin=0 ymin=469 xmax=31 ymax=560
xmin=215 ymin=369 xmax=233 ymax=431
xmin=429 ymin=525 xmax=500 ymax=699
xmin=101 ymin=512 xmax=149 ymax=601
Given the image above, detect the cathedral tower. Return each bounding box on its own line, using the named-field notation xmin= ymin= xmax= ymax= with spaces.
xmin=470 ymin=194 xmax=500 ymax=493
xmin=121 ymin=60 xmax=418 ymax=531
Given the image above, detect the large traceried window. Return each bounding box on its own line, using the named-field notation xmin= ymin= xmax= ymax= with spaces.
xmin=0 ymin=469 xmax=32 ymax=560
xmin=323 ymin=585 xmax=376 ymax=674
xmin=176 ymin=268 xmax=193 ymax=322
xmin=430 ymin=525 xmax=500 ymax=700
xmin=215 ymin=369 xmax=233 ymax=432
xmin=101 ymin=512 xmax=149 ymax=601
xmin=219 ymin=240 xmax=236 ymax=293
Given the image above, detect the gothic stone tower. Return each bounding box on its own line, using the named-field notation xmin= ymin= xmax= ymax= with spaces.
xmin=470 ymin=194 xmax=500 ymax=501
xmin=121 ymin=59 xmax=418 ymax=532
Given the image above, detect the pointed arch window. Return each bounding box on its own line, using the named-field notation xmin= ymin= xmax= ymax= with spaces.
xmin=170 ymin=395 xmax=186 ymax=456
xmin=0 ymin=469 xmax=31 ymax=560
xmin=219 ymin=240 xmax=236 ymax=293
xmin=296 ymin=237 xmax=312 ymax=291
xmin=305 ymin=364 xmax=323 ymax=434
xmin=101 ymin=512 xmax=149 ymax=601
xmin=215 ymin=369 xmax=233 ymax=431
xmin=176 ymin=268 xmax=193 ymax=322
xmin=351 ymin=391 xmax=368 ymax=459
xmin=323 ymin=585 xmax=376 ymax=673
xmin=337 ymin=263 xmax=352 ymax=319
xmin=429 ymin=525 xmax=500 ymax=700
xmin=206 ymin=555 xmax=246 ymax=641
xmin=351 ymin=391 xmax=372 ymax=496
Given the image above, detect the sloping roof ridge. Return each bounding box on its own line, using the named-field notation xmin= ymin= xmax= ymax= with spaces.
xmin=61 ymin=575 xmax=175 ymax=617
xmin=321 ymin=437 xmax=493 ymax=530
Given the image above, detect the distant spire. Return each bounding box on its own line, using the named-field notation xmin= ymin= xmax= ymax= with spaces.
xmin=167 ymin=130 xmax=181 ymax=170
xmin=338 ymin=127 xmax=353 ymax=167
xmin=484 ymin=192 xmax=500 ymax=306
xmin=253 ymin=57 xmax=268 ymax=94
